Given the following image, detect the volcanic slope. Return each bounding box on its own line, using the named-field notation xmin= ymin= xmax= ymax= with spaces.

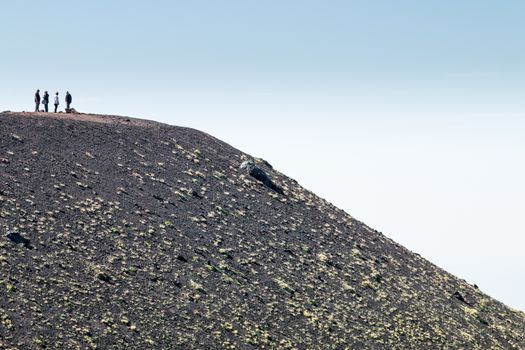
xmin=0 ymin=112 xmax=524 ymax=350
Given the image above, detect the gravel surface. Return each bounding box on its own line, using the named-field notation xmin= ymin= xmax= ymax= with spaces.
xmin=1 ymin=112 xmax=524 ymax=349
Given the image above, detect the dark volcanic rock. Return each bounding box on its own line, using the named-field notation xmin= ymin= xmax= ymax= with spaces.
xmin=0 ymin=112 xmax=524 ymax=349
xmin=5 ymin=232 xmax=32 ymax=249
xmin=452 ymin=290 xmax=469 ymax=304
xmin=240 ymin=160 xmax=284 ymax=194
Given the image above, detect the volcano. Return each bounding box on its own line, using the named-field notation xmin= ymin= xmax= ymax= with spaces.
xmin=0 ymin=111 xmax=523 ymax=349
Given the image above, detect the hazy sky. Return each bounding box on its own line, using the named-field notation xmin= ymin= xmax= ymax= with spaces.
xmin=1 ymin=1 xmax=524 ymax=311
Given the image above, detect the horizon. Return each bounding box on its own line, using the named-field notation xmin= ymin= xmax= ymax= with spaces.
xmin=1 ymin=1 xmax=524 ymax=311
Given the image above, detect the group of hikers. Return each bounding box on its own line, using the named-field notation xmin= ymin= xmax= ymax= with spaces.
xmin=34 ymin=89 xmax=73 ymax=113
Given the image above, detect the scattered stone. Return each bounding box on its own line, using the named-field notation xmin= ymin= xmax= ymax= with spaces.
xmin=240 ymin=160 xmax=284 ymax=194
xmin=153 ymin=194 xmax=165 ymax=202
xmin=96 ymin=272 xmax=112 ymax=283
xmin=11 ymin=134 xmax=23 ymax=142
xmin=6 ymin=232 xmax=33 ymax=249
xmin=190 ymin=188 xmax=202 ymax=198
xmin=452 ymin=291 xmax=469 ymax=304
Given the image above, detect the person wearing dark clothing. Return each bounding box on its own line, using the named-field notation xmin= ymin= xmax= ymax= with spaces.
xmin=34 ymin=90 xmax=41 ymax=112
xmin=54 ymin=92 xmax=60 ymax=113
xmin=42 ymin=91 xmax=50 ymax=112
xmin=65 ymin=91 xmax=72 ymax=110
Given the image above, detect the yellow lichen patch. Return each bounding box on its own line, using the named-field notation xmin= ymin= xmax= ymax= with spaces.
xmin=317 ymin=252 xmax=328 ymax=262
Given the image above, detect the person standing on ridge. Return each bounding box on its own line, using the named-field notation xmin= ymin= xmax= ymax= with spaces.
xmin=65 ymin=91 xmax=72 ymax=111
xmin=54 ymin=92 xmax=60 ymax=113
xmin=34 ymin=89 xmax=41 ymax=112
xmin=42 ymin=91 xmax=50 ymax=113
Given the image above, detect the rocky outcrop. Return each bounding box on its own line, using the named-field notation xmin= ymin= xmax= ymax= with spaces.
xmin=239 ymin=160 xmax=284 ymax=194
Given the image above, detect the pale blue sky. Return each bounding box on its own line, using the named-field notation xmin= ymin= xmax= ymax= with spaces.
xmin=1 ymin=1 xmax=524 ymax=310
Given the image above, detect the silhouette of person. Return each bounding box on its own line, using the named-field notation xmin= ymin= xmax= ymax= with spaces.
xmin=42 ymin=91 xmax=50 ymax=113
xmin=34 ymin=89 xmax=41 ymax=112
xmin=54 ymin=92 xmax=60 ymax=113
xmin=65 ymin=91 xmax=72 ymax=110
